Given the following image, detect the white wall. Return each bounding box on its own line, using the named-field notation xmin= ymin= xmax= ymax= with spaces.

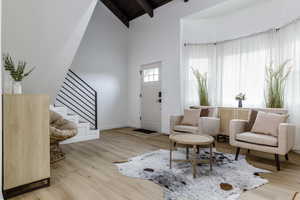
xmin=2 ymin=0 xmax=98 ymax=102
xmin=128 ymin=0 xmax=226 ymax=133
xmin=0 ymin=0 xmax=3 ymax=198
xmin=71 ymin=3 xmax=129 ymax=130
xmin=182 ymin=0 xmax=300 ymax=43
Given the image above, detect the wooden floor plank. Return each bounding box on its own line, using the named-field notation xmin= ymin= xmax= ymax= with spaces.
xmin=10 ymin=128 xmax=300 ymax=200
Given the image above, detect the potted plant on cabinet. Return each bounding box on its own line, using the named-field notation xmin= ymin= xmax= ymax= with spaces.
xmin=3 ymin=54 xmax=35 ymax=94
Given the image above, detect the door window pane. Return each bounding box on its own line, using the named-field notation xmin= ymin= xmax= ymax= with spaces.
xmin=143 ymin=68 xmax=159 ymax=82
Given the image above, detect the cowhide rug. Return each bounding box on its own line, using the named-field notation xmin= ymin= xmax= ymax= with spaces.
xmin=115 ymin=148 xmax=270 ymax=200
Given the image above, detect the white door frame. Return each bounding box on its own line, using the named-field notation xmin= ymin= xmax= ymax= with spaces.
xmin=139 ymin=61 xmax=162 ymax=132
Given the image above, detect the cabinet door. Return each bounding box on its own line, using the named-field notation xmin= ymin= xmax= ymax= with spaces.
xmin=4 ymin=95 xmax=50 ymax=190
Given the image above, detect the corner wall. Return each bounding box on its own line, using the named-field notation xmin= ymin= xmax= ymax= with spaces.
xmin=2 ymin=0 xmax=98 ymax=102
xmin=0 ymin=0 xmax=3 ymax=198
xmin=71 ymin=3 xmax=129 ymax=130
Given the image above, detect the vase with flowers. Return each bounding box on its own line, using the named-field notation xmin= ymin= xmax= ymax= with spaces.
xmin=235 ymin=93 xmax=246 ymax=108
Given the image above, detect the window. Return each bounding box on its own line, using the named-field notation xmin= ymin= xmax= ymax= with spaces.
xmin=143 ymin=68 xmax=159 ymax=83
xmin=189 ymin=58 xmax=209 ymax=74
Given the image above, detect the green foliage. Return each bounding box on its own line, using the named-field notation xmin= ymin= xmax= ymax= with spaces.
xmin=3 ymin=54 xmax=35 ymax=82
xmin=235 ymin=93 xmax=246 ymax=101
xmin=265 ymin=60 xmax=292 ymax=108
xmin=192 ymin=68 xmax=210 ymax=106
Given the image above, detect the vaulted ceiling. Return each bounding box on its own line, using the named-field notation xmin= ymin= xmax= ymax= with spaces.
xmin=100 ymin=0 xmax=188 ymax=28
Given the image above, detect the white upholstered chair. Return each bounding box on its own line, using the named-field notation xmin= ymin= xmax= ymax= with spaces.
xmin=170 ymin=106 xmax=220 ymax=137
xmin=230 ymin=108 xmax=295 ymax=171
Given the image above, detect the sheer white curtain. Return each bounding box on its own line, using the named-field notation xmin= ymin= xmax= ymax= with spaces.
xmin=183 ymin=33 xmax=272 ymax=108
xmin=276 ymin=21 xmax=300 ymax=149
xmin=183 ymin=21 xmax=300 ymax=110
xmin=217 ymin=33 xmax=272 ymax=107
xmin=182 ymin=45 xmax=217 ymax=107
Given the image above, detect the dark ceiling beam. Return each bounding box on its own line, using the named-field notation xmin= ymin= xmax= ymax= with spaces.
xmin=135 ymin=0 xmax=154 ymax=18
xmin=100 ymin=0 xmax=130 ymax=28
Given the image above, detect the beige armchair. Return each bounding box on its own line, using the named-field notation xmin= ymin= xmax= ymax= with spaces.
xmin=230 ymin=108 xmax=295 ymax=171
xmin=170 ymin=106 xmax=220 ymax=137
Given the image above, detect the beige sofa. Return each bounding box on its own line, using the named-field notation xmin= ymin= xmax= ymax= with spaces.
xmin=230 ymin=108 xmax=295 ymax=171
xmin=170 ymin=106 xmax=220 ymax=136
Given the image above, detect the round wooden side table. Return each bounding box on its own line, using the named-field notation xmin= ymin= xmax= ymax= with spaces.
xmin=169 ymin=134 xmax=214 ymax=178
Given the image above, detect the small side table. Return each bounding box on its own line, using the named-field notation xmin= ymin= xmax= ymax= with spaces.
xmin=169 ymin=134 xmax=214 ymax=178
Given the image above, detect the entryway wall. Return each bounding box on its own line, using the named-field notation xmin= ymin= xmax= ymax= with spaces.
xmin=127 ymin=0 xmax=226 ymax=134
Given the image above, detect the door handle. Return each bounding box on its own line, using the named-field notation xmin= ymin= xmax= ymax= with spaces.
xmin=158 ymin=91 xmax=162 ymax=98
xmin=158 ymin=99 xmax=162 ymax=103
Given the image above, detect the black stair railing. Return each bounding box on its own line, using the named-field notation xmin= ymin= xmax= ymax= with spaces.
xmin=55 ymin=69 xmax=98 ymax=130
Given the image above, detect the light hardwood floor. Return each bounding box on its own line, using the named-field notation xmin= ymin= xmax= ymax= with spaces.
xmin=12 ymin=128 xmax=300 ymax=200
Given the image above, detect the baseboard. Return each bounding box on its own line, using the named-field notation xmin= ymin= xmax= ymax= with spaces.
xmin=100 ymin=124 xmax=128 ymax=131
xmin=61 ymin=134 xmax=100 ymax=144
xmin=293 ymin=145 xmax=300 ymax=152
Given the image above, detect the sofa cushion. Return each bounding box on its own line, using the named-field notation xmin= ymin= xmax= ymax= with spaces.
xmin=173 ymin=125 xmax=198 ymax=134
xmin=236 ymin=132 xmax=278 ymax=147
xmin=251 ymin=111 xmax=288 ymax=137
xmin=181 ymin=109 xmax=201 ymax=126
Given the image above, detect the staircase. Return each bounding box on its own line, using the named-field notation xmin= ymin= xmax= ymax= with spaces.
xmin=51 ymin=69 xmax=99 ymax=144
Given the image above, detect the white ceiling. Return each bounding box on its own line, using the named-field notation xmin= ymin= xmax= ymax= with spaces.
xmin=184 ymin=0 xmax=271 ymax=20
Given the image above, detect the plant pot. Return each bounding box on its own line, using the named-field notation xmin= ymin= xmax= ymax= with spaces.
xmin=4 ymin=71 xmax=13 ymax=94
xmin=13 ymin=81 xmax=22 ymax=94
xmin=238 ymin=100 xmax=243 ymax=108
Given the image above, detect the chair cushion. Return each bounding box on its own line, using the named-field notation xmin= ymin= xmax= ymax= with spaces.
xmin=251 ymin=111 xmax=288 ymax=137
xmin=181 ymin=109 xmax=201 ymax=126
xmin=236 ymin=132 xmax=278 ymax=147
xmin=173 ymin=125 xmax=198 ymax=134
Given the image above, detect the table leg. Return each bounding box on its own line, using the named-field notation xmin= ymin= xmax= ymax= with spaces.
xmin=186 ymin=146 xmax=189 ymax=160
xmin=169 ymin=140 xmax=173 ymax=169
xmin=210 ymin=144 xmax=213 ymax=171
xmin=193 ymin=145 xmax=197 ymax=178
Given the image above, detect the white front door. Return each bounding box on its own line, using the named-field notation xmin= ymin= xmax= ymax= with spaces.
xmin=140 ymin=62 xmax=162 ymax=132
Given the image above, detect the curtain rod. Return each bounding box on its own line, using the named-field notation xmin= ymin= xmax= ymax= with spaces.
xmin=184 ymin=28 xmax=278 ymax=46
xmin=184 ymin=16 xmax=300 ymax=47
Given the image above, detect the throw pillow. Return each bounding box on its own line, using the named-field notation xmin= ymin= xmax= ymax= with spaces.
xmin=248 ymin=110 xmax=258 ymax=131
xmin=251 ymin=111 xmax=288 ymax=137
xmin=200 ymin=109 xmax=209 ymax=117
xmin=181 ymin=109 xmax=201 ymax=126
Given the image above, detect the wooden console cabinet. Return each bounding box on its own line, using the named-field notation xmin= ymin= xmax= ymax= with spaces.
xmin=219 ymin=107 xmax=250 ymax=136
xmin=3 ymin=95 xmax=50 ymax=198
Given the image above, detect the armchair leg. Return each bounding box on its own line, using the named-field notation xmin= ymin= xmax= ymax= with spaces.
xmin=275 ymin=154 xmax=280 ymax=171
xmin=235 ymin=147 xmax=240 ymax=161
xmin=285 ymin=154 xmax=289 ymax=161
